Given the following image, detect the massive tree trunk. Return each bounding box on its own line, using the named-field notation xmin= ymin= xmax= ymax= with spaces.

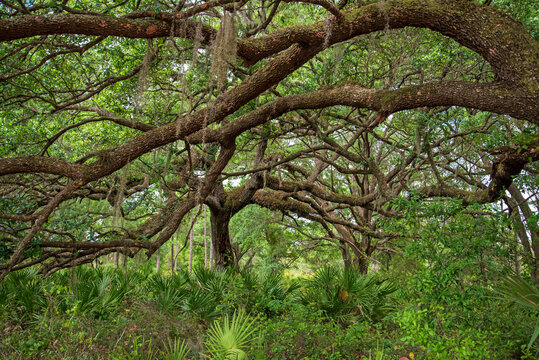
xmin=209 ymin=208 xmax=235 ymax=268
xmin=353 ymin=238 xmax=374 ymax=275
xmin=339 ymin=240 xmax=352 ymax=270
xmin=204 ymin=142 xmax=267 ymax=269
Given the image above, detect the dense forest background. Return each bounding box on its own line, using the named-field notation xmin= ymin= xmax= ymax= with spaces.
xmin=0 ymin=0 xmax=538 ymax=359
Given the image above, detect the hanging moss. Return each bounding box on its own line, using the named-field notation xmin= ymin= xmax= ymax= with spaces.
xmin=135 ymin=40 xmax=155 ymax=114
xmin=210 ymin=12 xmax=237 ymax=90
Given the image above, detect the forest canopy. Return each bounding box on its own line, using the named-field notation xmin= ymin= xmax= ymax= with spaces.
xmin=0 ymin=0 xmax=538 ymax=283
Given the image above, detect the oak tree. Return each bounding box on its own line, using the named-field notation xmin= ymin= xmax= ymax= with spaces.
xmin=0 ymin=0 xmax=537 ymax=280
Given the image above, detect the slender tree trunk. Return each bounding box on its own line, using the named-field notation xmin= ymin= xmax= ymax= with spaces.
xmin=170 ymin=235 xmax=178 ymax=272
xmin=334 ymin=223 xmax=365 ymax=272
xmin=204 ymin=205 xmax=208 ymax=268
xmin=188 ymin=214 xmax=194 ymax=273
xmin=70 ymin=263 xmax=76 ymax=287
xmin=209 ymin=232 xmax=214 ymax=270
xmin=170 ymin=243 xmax=175 ymax=272
xmin=353 ymin=236 xmax=372 ymax=275
xmin=514 ymin=242 xmax=521 ymax=275
xmin=244 ymin=251 xmax=256 ymax=268
xmin=508 ymin=185 xmax=539 ymax=284
xmin=173 ymin=246 xmax=178 ymax=272
xmin=174 ymin=232 xmax=178 ymax=271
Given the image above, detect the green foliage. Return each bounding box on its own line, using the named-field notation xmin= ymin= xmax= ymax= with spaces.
xmin=380 ymin=194 xmax=535 ymax=357
xmin=114 ymin=337 xmax=156 ymax=360
xmin=497 ymin=273 xmax=539 ymax=312
xmin=1 ymin=264 xmax=535 ymax=359
xmin=1 ymin=0 xmax=538 ymax=358
xmin=162 ymin=338 xmax=190 ymax=360
xmin=239 ymin=269 xmax=299 ymax=316
xmin=496 ymin=273 xmax=539 ymax=350
xmin=395 ymin=305 xmax=496 ymax=359
xmin=145 ymin=272 xmax=188 ymax=314
xmin=205 ymin=310 xmax=259 ymax=360
xmin=143 ymin=266 xmax=226 ymax=321
xmin=181 ymin=286 xmax=221 ymax=322
xmin=302 ymin=266 xmax=396 ymax=322
xmin=66 ymin=267 xmax=132 ymax=319
xmin=255 ymin=302 xmax=401 ymax=359
xmin=193 ymin=265 xmax=232 ymax=300
xmin=0 ymin=268 xmax=46 ymax=322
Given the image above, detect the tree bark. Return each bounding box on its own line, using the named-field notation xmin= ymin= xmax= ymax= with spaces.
xmin=204 ymin=141 xmax=267 ymax=269
xmin=209 ymin=233 xmax=214 ymax=270
xmin=170 ymin=243 xmax=176 ymax=272
xmin=188 ymin=214 xmax=194 ymax=273
xmin=355 ymin=256 xmax=369 ymax=275
xmin=339 ymin=240 xmax=352 ymax=270
xmin=204 ymin=205 xmax=208 ymax=268
xmin=507 ymin=185 xmax=539 ymax=284
xmin=209 ymin=209 xmax=235 ymax=268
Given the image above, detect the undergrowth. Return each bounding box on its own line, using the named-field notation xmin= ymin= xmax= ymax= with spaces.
xmin=0 ymin=265 xmax=535 ymax=359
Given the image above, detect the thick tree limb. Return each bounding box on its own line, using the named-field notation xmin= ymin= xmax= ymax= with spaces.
xmin=2 ymin=1 xmax=537 ymax=84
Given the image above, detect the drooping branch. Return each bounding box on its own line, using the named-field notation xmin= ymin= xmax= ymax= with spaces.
xmin=263 ymin=175 xmax=377 ymax=207
xmin=1 ymin=81 xmax=532 ymax=181
xmin=0 ymin=41 xmax=319 ymax=181
xmin=0 ymin=179 xmax=84 ymax=281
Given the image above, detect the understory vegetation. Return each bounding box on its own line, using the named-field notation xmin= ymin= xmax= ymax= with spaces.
xmin=1 ymin=253 xmax=537 ymax=359
xmin=3 ymin=197 xmax=538 ymax=360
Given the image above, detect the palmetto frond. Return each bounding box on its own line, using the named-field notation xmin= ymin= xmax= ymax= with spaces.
xmin=205 ymin=310 xmax=259 ymax=360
